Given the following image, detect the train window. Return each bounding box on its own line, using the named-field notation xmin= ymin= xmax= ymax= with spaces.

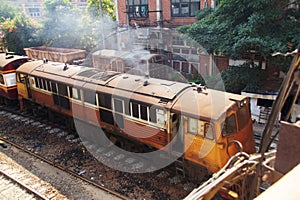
xmin=237 ymin=106 xmax=248 ymax=130
xmin=0 ymin=74 xmax=4 ymax=85
xmin=132 ymin=102 xmax=139 ymax=118
xmin=140 ymin=104 xmax=148 ymax=120
xmin=149 ymin=106 xmax=157 ymax=123
xmin=42 ymin=79 xmax=47 ymax=90
xmin=46 ymin=80 xmax=51 ymax=92
xmin=98 ymin=93 xmax=112 ymax=109
xmin=39 ymin=78 xmax=43 ymax=89
xmin=156 ymin=109 xmax=165 ymax=126
xmin=124 ymin=99 xmax=131 ymax=115
xmin=38 ymin=78 xmax=43 ymax=89
xmin=51 ymin=82 xmax=57 ymax=93
xmin=84 ymin=90 xmax=96 ymax=105
xmin=188 ymin=118 xmax=197 ymax=134
xmin=70 ymin=87 xmax=81 ymax=100
xmin=204 ymin=123 xmax=214 ymax=140
xmin=114 ymin=98 xmax=123 ymax=113
xmin=222 ymin=114 xmax=237 ymax=137
xmin=35 ymin=77 xmax=41 ymax=89
xmin=58 ymin=84 xmax=68 ymax=96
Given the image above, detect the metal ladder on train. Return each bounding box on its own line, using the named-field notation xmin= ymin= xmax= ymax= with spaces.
xmin=175 ymin=157 xmax=186 ymax=178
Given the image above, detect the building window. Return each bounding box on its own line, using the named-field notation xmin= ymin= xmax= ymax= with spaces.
xmin=171 ymin=0 xmax=200 ymax=17
xmin=29 ymin=8 xmax=40 ymax=17
xmin=126 ymin=0 xmax=149 ymax=19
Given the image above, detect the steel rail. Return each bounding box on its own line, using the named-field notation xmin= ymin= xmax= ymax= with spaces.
xmin=0 ymin=106 xmax=129 ymax=200
xmin=0 ymin=135 xmax=129 ymax=200
xmin=0 ymin=168 xmax=49 ymax=200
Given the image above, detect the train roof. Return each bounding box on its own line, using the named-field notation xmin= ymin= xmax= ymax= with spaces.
xmin=171 ymin=87 xmax=247 ymax=121
xmin=17 ymin=60 xmax=248 ymax=121
xmin=107 ymin=74 xmax=190 ymax=100
xmin=17 ymin=60 xmax=86 ymax=78
xmin=0 ymin=53 xmax=28 ymax=70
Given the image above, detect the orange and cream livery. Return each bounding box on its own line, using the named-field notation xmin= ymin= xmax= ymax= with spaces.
xmin=16 ymin=60 xmax=255 ymax=179
xmin=0 ymin=53 xmax=28 ymax=102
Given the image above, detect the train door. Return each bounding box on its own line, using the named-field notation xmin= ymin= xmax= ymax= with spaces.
xmin=113 ymin=98 xmax=124 ymax=129
xmin=16 ymin=73 xmax=31 ymax=99
xmin=171 ymin=113 xmax=184 ymax=153
xmin=26 ymin=76 xmax=32 ymax=98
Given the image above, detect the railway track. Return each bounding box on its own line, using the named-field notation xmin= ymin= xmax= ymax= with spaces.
xmin=0 ymin=153 xmax=65 ymax=200
xmin=0 ymin=171 xmax=47 ymax=199
xmin=253 ymin=125 xmax=279 ymax=151
xmin=0 ymin=107 xmax=129 ymax=199
xmin=0 ymin=105 xmax=194 ymax=199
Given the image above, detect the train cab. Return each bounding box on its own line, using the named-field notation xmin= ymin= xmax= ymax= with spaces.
xmin=171 ymin=86 xmax=256 ymax=174
xmin=0 ymin=53 xmax=28 ymax=102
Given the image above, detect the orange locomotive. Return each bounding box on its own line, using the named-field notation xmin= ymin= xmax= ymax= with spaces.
xmin=16 ymin=60 xmax=255 ymax=179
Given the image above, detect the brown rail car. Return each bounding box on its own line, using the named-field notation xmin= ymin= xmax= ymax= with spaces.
xmin=0 ymin=53 xmax=28 ymax=102
xmin=16 ymin=60 xmax=255 ymax=178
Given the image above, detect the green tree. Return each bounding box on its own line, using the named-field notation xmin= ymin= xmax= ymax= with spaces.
xmin=37 ymin=0 xmax=83 ymax=48
xmin=87 ymin=0 xmax=116 ymax=20
xmin=179 ymin=0 xmax=300 ymax=71
xmin=37 ymin=0 xmax=115 ymax=51
xmin=0 ymin=1 xmax=19 ymax=23
xmin=1 ymin=14 xmax=40 ymax=54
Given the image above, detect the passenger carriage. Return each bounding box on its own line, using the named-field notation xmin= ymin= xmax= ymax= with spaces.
xmin=16 ymin=60 xmax=255 ymax=178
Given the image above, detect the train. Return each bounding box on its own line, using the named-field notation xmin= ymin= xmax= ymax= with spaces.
xmin=0 ymin=52 xmax=28 ymax=103
xmin=0 ymin=51 xmax=255 ymax=180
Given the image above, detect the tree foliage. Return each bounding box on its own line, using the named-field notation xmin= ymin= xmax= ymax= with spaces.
xmin=188 ymin=62 xmax=267 ymax=94
xmin=1 ymin=13 xmax=40 ymax=54
xmin=87 ymin=0 xmax=116 ymax=20
xmin=0 ymin=1 xmax=20 ymax=23
xmin=179 ymin=0 xmax=300 ymax=70
xmin=36 ymin=0 xmax=116 ymax=51
xmin=37 ymin=0 xmax=82 ymax=48
xmin=220 ymin=63 xmax=267 ymax=93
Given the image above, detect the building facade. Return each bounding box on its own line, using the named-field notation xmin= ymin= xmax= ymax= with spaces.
xmin=117 ymin=0 xmax=216 ymax=28
xmin=7 ymin=0 xmax=88 ymax=19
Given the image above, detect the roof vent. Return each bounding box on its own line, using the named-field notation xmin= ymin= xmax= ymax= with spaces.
xmin=63 ymin=63 xmax=68 ymax=71
xmin=143 ymin=80 xmax=149 ymax=86
xmin=5 ymin=55 xmax=13 ymax=59
xmin=5 ymin=52 xmax=14 ymax=56
xmin=192 ymin=84 xmax=207 ymax=93
xmin=43 ymin=58 xmax=48 ymax=63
